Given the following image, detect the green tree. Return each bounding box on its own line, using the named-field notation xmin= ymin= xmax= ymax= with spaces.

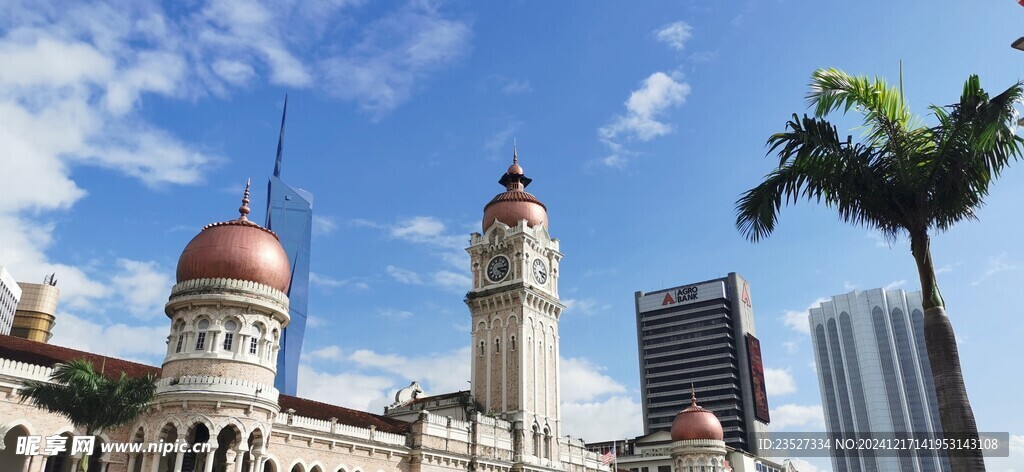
xmin=735 ymin=68 xmax=1022 ymax=472
xmin=19 ymin=359 xmax=157 ymax=472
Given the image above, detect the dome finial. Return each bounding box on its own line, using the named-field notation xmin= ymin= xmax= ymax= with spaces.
xmin=513 ymin=138 xmax=518 ymax=164
xmin=239 ymin=179 xmax=252 ymax=220
xmin=691 ymin=383 xmax=697 ymax=406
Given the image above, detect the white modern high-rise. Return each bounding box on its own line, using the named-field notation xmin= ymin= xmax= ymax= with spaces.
xmin=809 ymin=288 xmax=949 ymax=472
xmin=0 ymin=267 xmax=22 ymax=336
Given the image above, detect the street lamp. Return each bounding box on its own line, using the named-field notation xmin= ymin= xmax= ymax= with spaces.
xmin=1013 ymin=37 xmax=1024 ymax=52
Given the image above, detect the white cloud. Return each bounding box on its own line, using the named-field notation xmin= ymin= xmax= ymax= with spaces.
xmin=781 ymin=297 xmax=829 ymax=336
xmin=560 ymin=357 xmax=627 ymax=403
xmin=884 ymin=279 xmax=907 ymax=291
xmin=986 ymin=434 xmax=1024 ymax=472
xmin=375 ymin=308 xmax=414 ymax=320
xmin=309 ymin=272 xmax=369 ymax=291
xmin=312 ymin=215 xmax=338 ymax=236
xmin=562 ymin=298 xmax=610 ymax=316
xmin=483 ymin=121 xmax=521 ymax=159
xmin=600 ymin=72 xmax=690 ymax=142
xmin=561 ymin=396 xmax=643 ymax=441
xmin=386 ymin=265 xmax=423 ymax=285
xmin=349 ymin=346 xmax=471 ymax=394
xmin=211 ymin=59 xmax=256 ymax=85
xmin=50 ymin=312 xmax=167 ymax=365
xmin=320 ymin=2 xmax=471 ymax=118
xmin=935 ymin=264 xmax=953 ymax=275
xmin=501 ymin=78 xmax=532 ymax=95
xmin=653 ymin=21 xmax=693 ymax=51
xmin=433 ymin=270 xmax=471 ymax=293
xmin=973 ymin=252 xmax=1017 ymax=286
xmin=297 ymin=365 xmax=396 ymax=413
xmin=769 ymin=404 xmax=825 ymax=430
xmin=110 ymin=259 xmax=173 ymax=318
xmin=305 ymin=345 xmax=344 ymax=361
xmin=596 ymin=72 xmax=690 ymax=168
xmin=763 ymin=367 xmax=797 ymax=397
xmin=782 ymin=340 xmax=799 ymax=354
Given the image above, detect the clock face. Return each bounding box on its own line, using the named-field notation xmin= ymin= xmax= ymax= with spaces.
xmin=532 ymin=258 xmax=548 ymax=284
xmin=487 ymin=255 xmax=510 ymax=282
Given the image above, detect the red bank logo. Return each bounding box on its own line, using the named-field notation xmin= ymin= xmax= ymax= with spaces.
xmin=741 ymin=283 xmax=752 ymax=308
xmin=662 ymin=285 xmax=699 ymax=305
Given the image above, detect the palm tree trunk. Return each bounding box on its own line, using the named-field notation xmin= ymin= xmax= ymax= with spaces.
xmin=911 ymin=231 xmax=985 ymax=471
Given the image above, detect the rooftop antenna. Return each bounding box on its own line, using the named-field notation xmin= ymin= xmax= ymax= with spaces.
xmin=273 ymin=94 xmax=288 ymax=178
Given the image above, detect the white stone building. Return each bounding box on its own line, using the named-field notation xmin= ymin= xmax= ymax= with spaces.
xmin=0 ymin=158 xmax=611 ymax=472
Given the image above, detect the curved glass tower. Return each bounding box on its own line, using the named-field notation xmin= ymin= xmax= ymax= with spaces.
xmin=266 ymin=96 xmax=312 ymax=396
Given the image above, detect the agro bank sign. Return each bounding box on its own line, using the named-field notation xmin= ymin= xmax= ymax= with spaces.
xmin=637 ymin=281 xmax=726 ymax=313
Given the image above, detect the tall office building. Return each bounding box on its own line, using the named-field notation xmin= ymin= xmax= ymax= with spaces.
xmin=634 ymin=272 xmax=769 ymax=455
xmin=265 ymin=97 xmax=313 ymax=396
xmin=809 ymin=288 xmax=949 ymax=472
xmin=0 ymin=267 xmax=22 ymax=335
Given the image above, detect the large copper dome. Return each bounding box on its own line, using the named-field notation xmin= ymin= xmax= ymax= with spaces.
xmin=482 ymin=151 xmax=548 ymax=231
xmin=176 ymin=183 xmax=291 ymax=293
xmin=670 ymin=390 xmax=724 ymax=441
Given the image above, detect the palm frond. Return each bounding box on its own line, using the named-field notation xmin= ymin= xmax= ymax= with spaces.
xmin=807 ymin=68 xmax=914 ymax=148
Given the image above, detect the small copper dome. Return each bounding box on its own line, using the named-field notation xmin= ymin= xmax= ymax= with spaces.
xmin=176 ymin=181 xmax=292 ymax=293
xmin=482 ymin=148 xmax=548 ymax=231
xmin=670 ymin=390 xmax=724 ymax=441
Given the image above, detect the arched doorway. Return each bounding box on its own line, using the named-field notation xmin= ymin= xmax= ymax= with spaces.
xmin=128 ymin=427 xmax=145 ymax=472
xmin=155 ymin=423 xmax=178 ymax=472
xmin=183 ymin=423 xmax=211 ymax=472
xmin=291 ymin=463 xmax=306 ymax=472
xmin=262 ymin=458 xmax=278 ymax=472
xmin=213 ymin=425 xmax=242 ymax=471
xmin=1 ymin=425 xmax=30 ymax=472
xmin=242 ymin=428 xmax=264 ymax=472
xmin=42 ymin=432 xmax=75 ymax=472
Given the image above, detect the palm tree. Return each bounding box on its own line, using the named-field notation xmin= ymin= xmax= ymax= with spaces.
xmin=735 ymin=68 xmax=1022 ymax=472
xmin=19 ymin=359 xmax=157 ymax=472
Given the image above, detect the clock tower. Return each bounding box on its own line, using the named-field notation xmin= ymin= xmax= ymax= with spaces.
xmin=466 ymin=149 xmax=565 ymax=466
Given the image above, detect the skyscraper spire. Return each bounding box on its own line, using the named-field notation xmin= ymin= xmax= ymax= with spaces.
xmin=273 ymin=94 xmax=288 ymax=178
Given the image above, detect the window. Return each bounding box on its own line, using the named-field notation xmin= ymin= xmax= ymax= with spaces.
xmin=479 ymin=340 xmax=486 ymax=356
xmin=250 ymin=326 xmax=261 ymax=355
xmin=495 ymin=338 xmax=501 ymax=353
xmin=532 ymin=425 xmax=540 ymax=457
xmin=223 ymin=320 xmax=238 ymax=351
xmin=175 ymin=334 xmax=184 ymax=353
xmin=196 ymin=320 xmax=209 ymax=351
xmin=510 ymin=335 xmax=516 ymax=351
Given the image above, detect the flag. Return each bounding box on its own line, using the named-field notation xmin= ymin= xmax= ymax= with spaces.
xmin=599 ymin=446 xmax=616 ymax=466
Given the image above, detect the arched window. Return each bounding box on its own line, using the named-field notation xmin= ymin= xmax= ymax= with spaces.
xmin=250 ymin=325 xmax=262 ymax=355
xmin=532 ymin=424 xmax=540 ymax=457
xmin=196 ymin=319 xmax=210 ymax=350
xmin=479 ymin=340 xmax=486 ymax=356
xmin=223 ymin=320 xmax=238 ymax=351
xmin=510 ymin=335 xmax=516 ymax=351
xmin=495 ymin=338 xmax=501 ymax=353
xmin=175 ymin=323 xmax=185 ymax=353
xmin=543 ymin=426 xmax=551 ymax=459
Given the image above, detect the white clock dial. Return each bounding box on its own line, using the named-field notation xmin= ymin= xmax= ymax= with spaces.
xmin=532 ymin=258 xmax=548 ymax=284
xmin=487 ymin=256 xmax=510 ymax=282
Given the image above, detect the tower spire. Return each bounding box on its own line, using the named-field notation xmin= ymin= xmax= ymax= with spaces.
xmin=239 ymin=179 xmax=252 ymax=220
xmin=513 ymin=138 xmax=518 ymax=164
xmin=691 ymin=383 xmax=698 ymax=406
xmin=273 ymin=94 xmax=288 ymax=178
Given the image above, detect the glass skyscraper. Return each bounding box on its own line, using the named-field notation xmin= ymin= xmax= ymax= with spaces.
xmin=265 ymin=97 xmax=312 ymax=396
xmin=809 ymin=288 xmax=949 ymax=472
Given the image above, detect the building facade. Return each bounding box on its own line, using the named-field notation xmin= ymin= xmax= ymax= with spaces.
xmin=264 ymin=97 xmax=313 ymax=397
xmin=0 ymin=158 xmax=607 ymax=472
xmin=634 ymin=273 xmax=769 ymax=455
xmin=0 ymin=267 xmax=22 ymax=336
xmin=809 ymin=289 xmax=949 ymax=472
xmin=11 ymin=278 xmax=59 ymax=343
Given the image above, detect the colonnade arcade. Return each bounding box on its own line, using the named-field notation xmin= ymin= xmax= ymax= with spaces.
xmin=125 ymin=416 xmax=268 ymax=472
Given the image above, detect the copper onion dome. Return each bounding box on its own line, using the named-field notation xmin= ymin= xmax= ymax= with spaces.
xmin=670 ymin=388 xmax=725 ymax=441
xmin=176 ymin=181 xmax=292 ymax=293
xmin=482 ymin=146 xmax=548 ymax=231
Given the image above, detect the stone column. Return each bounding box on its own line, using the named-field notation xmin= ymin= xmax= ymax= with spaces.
xmin=126 ymin=454 xmax=137 ymax=472
xmin=172 ymin=450 xmax=185 ymax=472
xmin=231 ymin=446 xmax=249 ymax=472
xmin=203 ymin=447 xmax=218 ymax=472
xmin=148 ymin=452 xmax=162 ymax=472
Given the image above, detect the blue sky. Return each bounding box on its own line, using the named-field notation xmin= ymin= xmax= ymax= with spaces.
xmin=2 ymin=1 xmax=1024 ymax=470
